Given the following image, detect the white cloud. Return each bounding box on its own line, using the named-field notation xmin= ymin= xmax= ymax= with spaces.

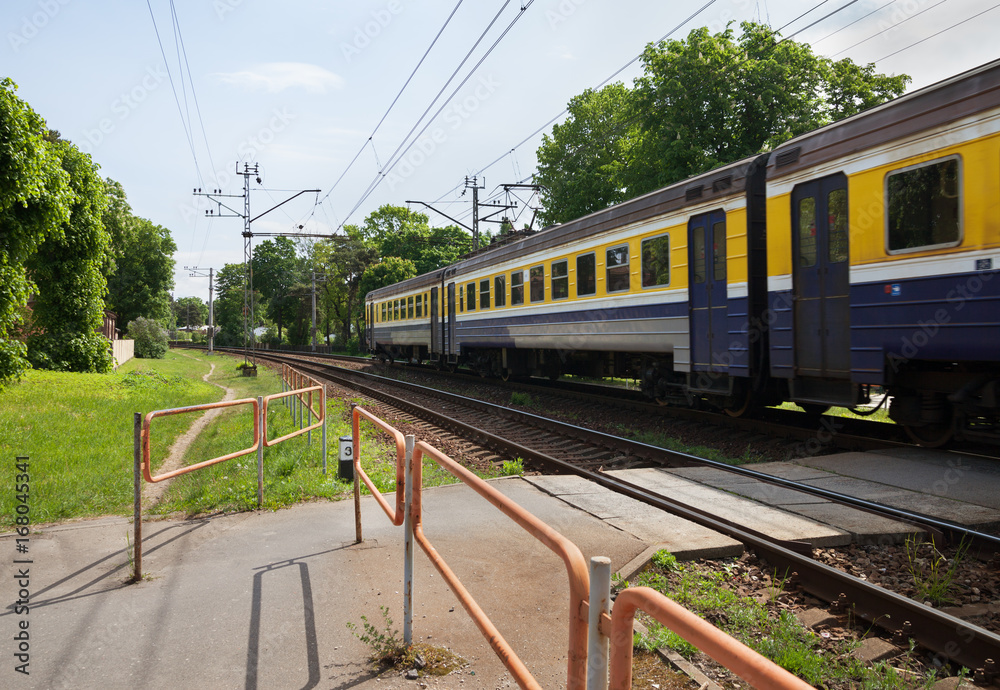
xmin=214 ymin=62 xmax=344 ymax=93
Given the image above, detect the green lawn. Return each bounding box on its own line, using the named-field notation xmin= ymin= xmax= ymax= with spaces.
xmin=152 ymin=355 xmax=500 ymax=517
xmin=0 ymin=351 xmax=222 ymax=526
xmin=1 ymin=350 xmax=506 ymax=527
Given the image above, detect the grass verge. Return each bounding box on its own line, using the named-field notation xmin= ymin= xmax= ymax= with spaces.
xmin=0 ymin=351 xmax=222 ymax=526
xmin=623 ymin=552 xmax=960 ymax=688
xmin=150 ymin=356 xmax=504 ymax=517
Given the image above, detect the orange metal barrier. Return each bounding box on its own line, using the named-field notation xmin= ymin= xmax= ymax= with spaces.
xmin=141 ymin=398 xmax=260 ymax=483
xmin=608 ymin=587 xmax=814 ymax=690
xmin=262 ymin=385 xmax=324 ymax=446
xmin=351 ymin=405 xmax=406 ymax=527
xmin=135 ymin=366 xmax=328 ymax=581
xmin=410 ymin=440 xmax=590 ymax=690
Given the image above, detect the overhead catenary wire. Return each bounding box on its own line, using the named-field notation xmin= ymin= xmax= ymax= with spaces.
xmin=871 ymin=0 xmax=1000 ymax=63
xmin=432 ymin=0 xmax=886 ymax=232
xmin=334 ymin=0 xmax=530 ymax=230
xmin=145 ymin=0 xmax=202 ymax=187
xmin=810 ymin=0 xmax=896 ymax=45
xmin=170 ymin=0 xmax=217 ymax=181
xmin=432 ymin=0 xmax=724 ymax=207
xmin=830 ymin=0 xmax=949 ymax=58
xmin=317 ymin=0 xmax=466 ymax=206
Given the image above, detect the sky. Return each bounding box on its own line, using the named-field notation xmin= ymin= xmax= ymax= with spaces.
xmin=3 ymin=0 xmax=998 ymax=305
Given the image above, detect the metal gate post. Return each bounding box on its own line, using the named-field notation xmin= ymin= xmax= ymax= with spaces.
xmin=321 ymin=400 xmax=327 ymax=475
xmin=257 ymin=395 xmax=264 ymax=508
xmin=133 ymin=412 xmax=142 ymax=581
xmin=403 ymin=434 xmax=415 ymax=646
xmin=587 ymin=557 xmax=612 ymax=690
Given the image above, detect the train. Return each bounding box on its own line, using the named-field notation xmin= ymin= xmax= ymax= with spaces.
xmin=364 ymin=58 xmax=1000 ymax=447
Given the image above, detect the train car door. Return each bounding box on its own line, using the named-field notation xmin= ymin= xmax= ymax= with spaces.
xmin=446 ymin=282 xmax=457 ymax=358
xmin=688 ymin=211 xmax=728 ymax=372
xmin=366 ymin=302 xmax=373 ymax=352
xmin=430 ymin=287 xmax=440 ymax=357
xmin=792 ymin=173 xmax=850 ymax=379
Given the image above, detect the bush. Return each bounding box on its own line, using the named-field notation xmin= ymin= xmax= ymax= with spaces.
xmin=128 ymin=317 xmax=168 ymax=359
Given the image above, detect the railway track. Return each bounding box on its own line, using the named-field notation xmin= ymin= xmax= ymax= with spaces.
xmin=184 ymin=346 xmax=1000 ymax=671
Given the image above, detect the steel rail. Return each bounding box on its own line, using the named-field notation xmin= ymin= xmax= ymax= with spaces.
xmin=251 ymin=349 xmax=1000 ymax=554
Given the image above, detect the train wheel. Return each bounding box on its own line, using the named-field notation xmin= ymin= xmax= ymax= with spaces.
xmin=905 ymin=421 xmax=955 ymax=448
xmin=800 ymin=403 xmax=830 ymax=420
xmin=724 ymin=389 xmax=752 ymax=418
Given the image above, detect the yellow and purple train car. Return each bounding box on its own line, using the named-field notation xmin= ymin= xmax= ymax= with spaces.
xmin=366 ymin=59 xmax=1000 ymax=445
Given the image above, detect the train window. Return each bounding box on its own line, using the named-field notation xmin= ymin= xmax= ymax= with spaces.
xmin=381 ymin=303 xmax=386 ymax=322
xmin=551 ymin=260 xmax=569 ymax=300
xmin=828 ymin=189 xmax=848 ymax=262
xmin=466 ymin=282 xmax=476 ymax=311
xmin=641 ymin=234 xmax=671 ymax=288
xmin=408 ymin=296 xmax=414 ymax=319
xmin=511 ymin=271 xmax=524 ymax=305
xmin=495 ymin=275 xmax=506 ymax=307
xmin=394 ymin=300 xmax=400 ymax=321
xmin=577 ymin=253 xmax=596 ymax=296
xmin=529 ymin=265 xmax=545 ymax=302
xmin=416 ymin=294 xmax=422 ymax=318
xmin=713 ymin=221 xmax=726 ymax=281
xmin=606 ymin=245 xmax=630 ymax=292
xmin=886 ymin=157 xmax=961 ymax=253
xmin=692 ymin=227 xmax=706 ymax=283
xmin=480 ymin=279 xmax=490 ymax=309
xmin=798 ymin=196 xmax=817 ymax=267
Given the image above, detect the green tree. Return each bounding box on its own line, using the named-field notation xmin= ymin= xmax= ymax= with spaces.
xmin=360 ymin=205 xmax=471 ymax=275
xmin=358 ymin=256 xmax=417 ymax=302
xmin=536 ymin=83 xmax=639 ymax=226
xmin=314 ymin=229 xmax=379 ymax=345
xmin=537 ymin=23 xmax=910 ymax=223
xmin=26 ymin=139 xmax=114 ymax=373
xmin=212 ymin=262 xmax=264 ymax=347
xmin=172 ymin=296 xmax=208 ymax=329
xmin=105 ymin=216 xmax=176 ymax=326
xmin=252 ymin=237 xmax=303 ymax=342
xmin=0 ymin=79 xmax=71 ymax=384
xmin=128 ymin=316 xmax=168 ymax=359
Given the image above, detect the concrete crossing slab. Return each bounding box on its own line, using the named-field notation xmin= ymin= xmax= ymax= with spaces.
xmin=605 ymin=468 xmax=851 ymax=547
xmin=793 ymin=451 xmax=1000 ymax=513
xmin=525 ymin=474 xmax=743 ymax=559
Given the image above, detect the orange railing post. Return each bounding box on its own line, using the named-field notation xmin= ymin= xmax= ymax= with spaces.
xmin=608 ymin=587 xmax=814 ymax=690
xmin=410 ymin=440 xmax=590 ymax=690
xmin=351 ymin=406 xmax=407 ymax=535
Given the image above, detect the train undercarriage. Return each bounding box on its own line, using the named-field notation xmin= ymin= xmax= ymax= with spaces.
xmin=372 ymin=342 xmax=1000 ymax=447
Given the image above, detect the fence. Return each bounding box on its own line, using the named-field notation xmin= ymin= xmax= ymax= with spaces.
xmin=132 ymin=366 xmax=326 ymax=580
xmin=350 ymin=405 xmax=813 ymax=690
xmin=112 ymin=338 xmax=134 ymax=368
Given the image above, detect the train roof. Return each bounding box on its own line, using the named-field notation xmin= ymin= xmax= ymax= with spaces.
xmin=443 ymin=152 xmax=767 ymax=278
xmin=365 ymin=266 xmax=445 ymax=301
xmin=768 ymin=57 xmax=1000 ymax=179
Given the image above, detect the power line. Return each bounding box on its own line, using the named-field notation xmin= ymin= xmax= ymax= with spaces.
xmin=335 ymin=1 xmax=532 ymax=230
xmin=170 ymin=0 xmax=217 ymax=179
xmin=783 ymin=0 xmax=862 ymax=42
xmin=872 ymin=0 xmax=1000 ymax=63
xmin=318 ymin=0 xmax=465 ymax=205
xmin=145 ymin=0 xmax=202 ymax=186
xmin=830 ymin=0 xmax=949 ymax=58
xmin=811 ymin=0 xmax=896 ymax=45
xmin=432 ymin=0 xmax=724 ymax=207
